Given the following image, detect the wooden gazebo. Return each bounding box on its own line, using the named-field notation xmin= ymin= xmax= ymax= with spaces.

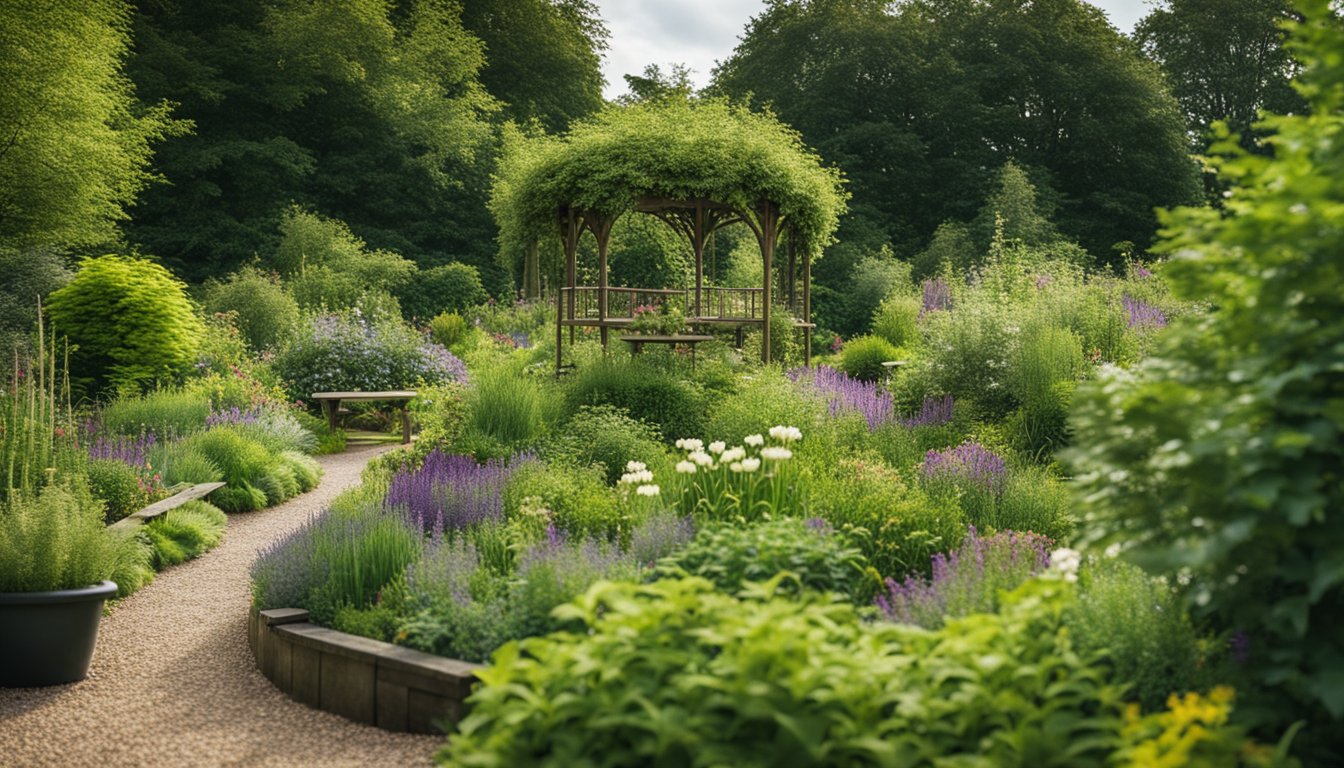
xmin=489 ymin=99 xmax=847 ymax=374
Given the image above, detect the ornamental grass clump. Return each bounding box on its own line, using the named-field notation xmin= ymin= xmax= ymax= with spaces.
xmin=788 ymin=365 xmax=893 ymax=430
xmin=874 ymin=526 xmax=1051 ymax=628
xmin=385 ymin=449 xmax=534 ymax=535
xmin=0 ymin=482 xmax=139 ymax=592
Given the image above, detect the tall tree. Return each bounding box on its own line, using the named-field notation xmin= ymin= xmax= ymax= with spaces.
xmin=619 ymin=63 xmax=696 ymax=104
xmin=0 ymin=0 xmax=182 ymax=250
xmin=125 ymin=0 xmax=499 ymax=282
xmin=712 ymin=0 xmax=1200 ymax=266
xmin=1136 ymin=0 xmax=1303 ymax=148
xmin=458 ymin=0 xmax=607 ymax=131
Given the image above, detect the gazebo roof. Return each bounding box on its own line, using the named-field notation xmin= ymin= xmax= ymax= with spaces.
xmin=492 ymin=99 xmax=848 ymax=258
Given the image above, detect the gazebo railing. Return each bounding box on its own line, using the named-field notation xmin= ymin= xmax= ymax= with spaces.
xmin=562 ymin=286 xmax=770 ymax=322
xmin=698 ymin=287 xmax=763 ymax=321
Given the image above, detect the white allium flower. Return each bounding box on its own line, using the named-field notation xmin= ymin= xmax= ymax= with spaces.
xmin=626 ymin=460 xmax=647 ymax=473
xmin=719 ymin=447 xmax=746 ymax=463
xmin=729 ymin=462 xmax=744 ymax=473
xmin=676 ymin=438 xmax=704 ymax=452
xmin=620 ymin=469 xmax=654 ymax=485
xmin=760 ymin=446 xmax=792 ymax=462
xmin=635 ymin=484 xmax=660 ymax=497
xmin=744 ymin=434 xmax=764 ymax=447
xmin=769 ymin=425 xmax=802 ymax=443
xmin=675 ymin=461 xmax=697 ymax=474
xmin=689 ymin=450 xmax=715 ymax=467
xmin=740 ymin=457 xmax=761 ymax=473
xmin=1050 ymin=548 xmax=1081 ymax=582
xmin=708 ymin=441 xmax=726 ymax=454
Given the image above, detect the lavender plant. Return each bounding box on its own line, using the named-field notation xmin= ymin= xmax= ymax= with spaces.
xmin=788 ymin=366 xmax=893 ymax=430
xmin=385 ymin=449 xmax=534 ymax=535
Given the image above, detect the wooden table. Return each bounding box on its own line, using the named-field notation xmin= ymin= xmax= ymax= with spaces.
xmin=311 ymin=390 xmax=418 ymax=444
xmin=619 ymin=334 xmax=715 ymax=369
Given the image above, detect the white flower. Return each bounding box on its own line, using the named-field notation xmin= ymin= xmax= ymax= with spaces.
xmin=740 ymin=457 xmax=761 ymax=473
xmin=708 ymin=441 xmax=726 ymax=454
xmin=760 ymin=446 xmax=792 ymax=462
xmin=676 ymin=438 xmax=705 ymax=452
xmin=768 ymin=425 xmax=802 ymax=443
xmin=688 ymin=450 xmax=715 ymax=467
xmin=675 ymin=461 xmax=697 ymax=474
xmin=620 ymin=469 xmax=654 ymax=485
xmin=626 ymin=460 xmax=647 ymax=473
xmin=635 ymin=484 xmax=660 ymax=497
xmin=719 ymin=447 xmax=746 ymax=463
xmin=744 ymin=434 xmax=764 ymax=447
xmin=1050 ymin=548 xmax=1081 ymax=582
xmin=729 ymin=462 xmax=744 ymax=473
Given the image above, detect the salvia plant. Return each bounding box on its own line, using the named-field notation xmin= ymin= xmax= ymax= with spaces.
xmin=788 ymin=366 xmax=893 ymax=430
xmin=920 ymin=441 xmax=1008 ymax=494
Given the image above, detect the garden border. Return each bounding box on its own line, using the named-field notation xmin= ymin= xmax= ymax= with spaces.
xmin=248 ymin=607 xmax=481 ymax=734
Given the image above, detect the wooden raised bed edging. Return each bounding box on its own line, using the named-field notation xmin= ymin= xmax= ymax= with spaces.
xmin=108 ymin=482 xmax=228 ymax=531
xmin=248 ymin=607 xmax=482 ymax=734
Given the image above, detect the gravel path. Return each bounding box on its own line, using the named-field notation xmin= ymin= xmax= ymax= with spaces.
xmin=0 ymin=444 xmax=440 ymax=767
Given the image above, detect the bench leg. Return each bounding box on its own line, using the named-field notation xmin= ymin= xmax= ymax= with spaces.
xmin=323 ymin=400 xmax=341 ymax=434
xmin=400 ymin=405 xmax=412 ymax=444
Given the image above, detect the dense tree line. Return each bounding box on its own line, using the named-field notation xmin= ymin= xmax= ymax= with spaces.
xmin=0 ymin=0 xmax=1309 ymax=297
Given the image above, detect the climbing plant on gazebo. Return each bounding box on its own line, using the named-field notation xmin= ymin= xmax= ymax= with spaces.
xmin=491 ymin=99 xmax=848 ymax=369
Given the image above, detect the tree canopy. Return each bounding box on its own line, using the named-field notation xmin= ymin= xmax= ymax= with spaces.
xmin=492 ymin=99 xmax=848 ymax=271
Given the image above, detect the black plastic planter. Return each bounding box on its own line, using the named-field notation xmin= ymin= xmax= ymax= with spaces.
xmin=0 ymin=580 xmax=117 ymax=687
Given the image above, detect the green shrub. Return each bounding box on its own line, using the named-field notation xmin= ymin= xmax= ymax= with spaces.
xmin=100 ymin=389 xmax=211 ymax=439
xmin=397 ymin=263 xmax=489 ymax=321
xmin=234 ymin=409 xmax=318 ymax=455
xmin=0 ymin=482 xmax=136 ymax=592
xmin=86 ymin=458 xmax=149 ymax=523
xmin=549 ymin=405 xmax=664 ymax=485
xmin=741 ymin=305 xmax=802 ymax=366
xmin=705 ymin=372 xmax=825 ymax=444
xmin=293 ymin=409 xmax=346 ymax=455
xmin=441 ymin=577 xmax=1132 ymax=767
xmin=143 ymin=501 xmax=227 ymax=569
xmin=202 ymin=266 xmax=300 ymax=352
xmin=182 ymin=427 xmax=275 ymax=512
xmin=154 ymin=443 xmax=224 ymax=486
xmin=912 ymin=297 xmax=1017 ymax=417
xmin=565 ymin=357 xmax=705 ymax=442
xmin=811 ymin=458 xmax=966 ymax=579
xmin=407 ymin=383 xmax=467 ymax=452
xmin=109 ymin=531 xmax=156 ymax=598
xmin=1066 ymin=558 xmax=1207 ymax=711
xmin=279 ymin=450 xmax=322 ymax=492
xmin=460 ymin=366 xmax=555 ymax=458
xmin=45 ymin=255 xmax=205 ymax=396
xmin=0 ymin=246 xmax=70 ymax=357
xmin=871 ymin=293 xmax=921 ymax=348
xmin=503 ymin=460 xmax=622 ymax=541
xmin=996 ymin=465 xmax=1075 ymax=541
xmin=428 ymin=311 xmax=470 ymax=349
xmin=838 ymin=335 xmax=902 ymax=382
xmin=1006 ymin=322 xmax=1084 ymax=457
xmin=655 ymin=519 xmax=874 ymax=601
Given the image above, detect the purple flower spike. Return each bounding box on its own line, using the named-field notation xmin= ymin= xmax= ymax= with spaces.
xmin=385 ymin=449 xmax=536 ymax=535
xmin=921 ymin=441 xmax=1007 ymax=494
xmin=787 ymin=365 xmax=893 ymax=431
xmin=1122 ymin=295 xmax=1167 ymax=330
xmin=921 ymin=279 xmax=952 ymax=316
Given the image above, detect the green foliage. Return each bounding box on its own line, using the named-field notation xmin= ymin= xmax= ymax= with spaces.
xmin=1006 ymin=323 xmax=1085 ymax=457
xmin=811 ymin=458 xmax=967 ymax=579
xmin=0 ymin=482 xmax=136 ymax=592
xmin=996 ymin=466 xmax=1075 ymax=542
xmin=839 ymin=335 xmax=902 ymax=382
xmin=1066 ymin=558 xmax=1207 ymax=712
xmin=100 ymin=389 xmax=211 ymax=438
xmin=181 ymin=427 xmax=277 ymax=512
xmin=656 ymin=519 xmax=874 ymax=601
xmin=503 ymin=460 xmax=622 ymax=541
xmin=912 ymin=221 xmax=977 ymax=279
xmin=971 ymin=161 xmax=1062 ymax=252
xmin=908 ymin=296 xmax=1017 ymax=417
xmin=1067 ymin=4 xmax=1344 ymax=749
xmin=548 ymin=405 xmax=664 ymax=485
xmin=154 ymin=443 xmax=223 ymax=487
xmin=836 ymin=251 xmax=912 ymax=338
xmin=442 ymin=577 xmax=1133 ymax=767
xmin=460 ymin=366 xmax=556 ymax=459
xmin=143 ymin=500 xmax=227 ymax=569
xmin=396 ymin=263 xmax=489 ymax=321
xmin=202 ymin=266 xmax=300 ymax=352
xmin=492 ymin=99 xmax=846 ymax=284
xmin=46 ymin=256 xmax=205 ymax=395
xmin=428 ymin=312 xmax=470 ymax=349
xmin=564 ymin=357 xmax=706 ymax=442
xmin=741 ymin=304 xmax=802 ymax=367
xmin=86 ymin=458 xmax=149 ymax=524
xmin=0 ymin=247 xmax=70 ymax=356
xmin=608 ymin=213 xmax=694 ymax=290
xmin=871 ymin=292 xmax=920 ymax=349
xmin=0 ymin=0 xmax=183 ymax=250
xmin=706 ymin=372 xmax=824 ymax=444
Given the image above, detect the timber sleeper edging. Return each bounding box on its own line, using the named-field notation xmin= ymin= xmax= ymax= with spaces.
xmin=249 ymin=607 xmax=482 ymax=734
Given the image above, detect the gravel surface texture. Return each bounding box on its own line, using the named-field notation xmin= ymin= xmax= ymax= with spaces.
xmin=0 ymin=444 xmax=440 ymax=767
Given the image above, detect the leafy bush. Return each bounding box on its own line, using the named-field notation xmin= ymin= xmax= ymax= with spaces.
xmin=565 ymin=357 xmax=705 ymax=442
xmin=397 ymin=263 xmax=489 ymax=321
xmin=503 ymin=460 xmax=622 ymax=541
xmin=910 ymin=296 xmax=1017 ymax=417
xmin=442 ymin=577 xmax=1137 ymax=767
xmin=838 ymin=335 xmax=902 ymax=382
xmin=1116 ymin=687 xmax=1294 ymax=768
xmin=0 ymin=246 xmax=69 ymax=356
xmin=86 ymin=458 xmax=150 ymax=523
xmin=1066 ymin=7 xmax=1344 ymax=750
xmin=832 ymin=250 xmax=911 ymax=337
xmin=705 ymin=372 xmax=824 ymax=444
xmin=459 ymin=367 xmax=555 ymax=458
xmin=274 ymin=311 xmax=466 ymax=399
xmin=202 ymin=266 xmax=300 ymax=352
xmin=0 ymin=482 xmax=137 ymax=592
xmin=548 ymin=405 xmax=664 ymax=484
xmin=45 ymin=255 xmax=205 ymax=395
xmin=875 ymin=526 xmax=1052 ymax=628
xmin=1006 ymin=322 xmax=1084 ymax=456
xmin=811 ymin=457 xmax=967 ymax=579
xmin=153 ymin=443 xmax=224 ymax=486
xmin=428 ymin=311 xmax=469 ymax=349
xmin=741 ymin=304 xmax=802 ymax=366
xmin=100 ymin=389 xmax=211 ymax=438
xmin=871 ymin=293 xmax=921 ymax=349
xmin=1066 ymin=558 xmax=1207 ymax=711
xmin=181 ymin=426 xmax=285 ymax=512
xmin=656 ymin=518 xmax=873 ymax=601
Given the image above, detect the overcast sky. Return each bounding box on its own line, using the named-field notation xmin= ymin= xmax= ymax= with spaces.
xmin=593 ymin=0 xmax=1152 ymax=99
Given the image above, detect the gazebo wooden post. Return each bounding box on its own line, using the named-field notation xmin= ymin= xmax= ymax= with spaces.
xmin=786 ymin=236 xmax=796 ymax=312
xmin=693 ymin=202 xmax=705 ymax=319
xmin=593 ymin=214 xmax=616 ymax=351
xmin=758 ymin=201 xmax=780 ymax=364
xmin=803 ymin=246 xmax=812 ymax=366
xmin=557 ymin=208 xmax=581 ymax=375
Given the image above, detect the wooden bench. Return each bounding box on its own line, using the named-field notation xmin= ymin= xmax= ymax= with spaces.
xmin=108 ymin=482 xmax=227 ymax=531
xmin=311 ymin=390 xmax=418 ymax=444
xmin=619 ymin=334 xmax=715 ymax=369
